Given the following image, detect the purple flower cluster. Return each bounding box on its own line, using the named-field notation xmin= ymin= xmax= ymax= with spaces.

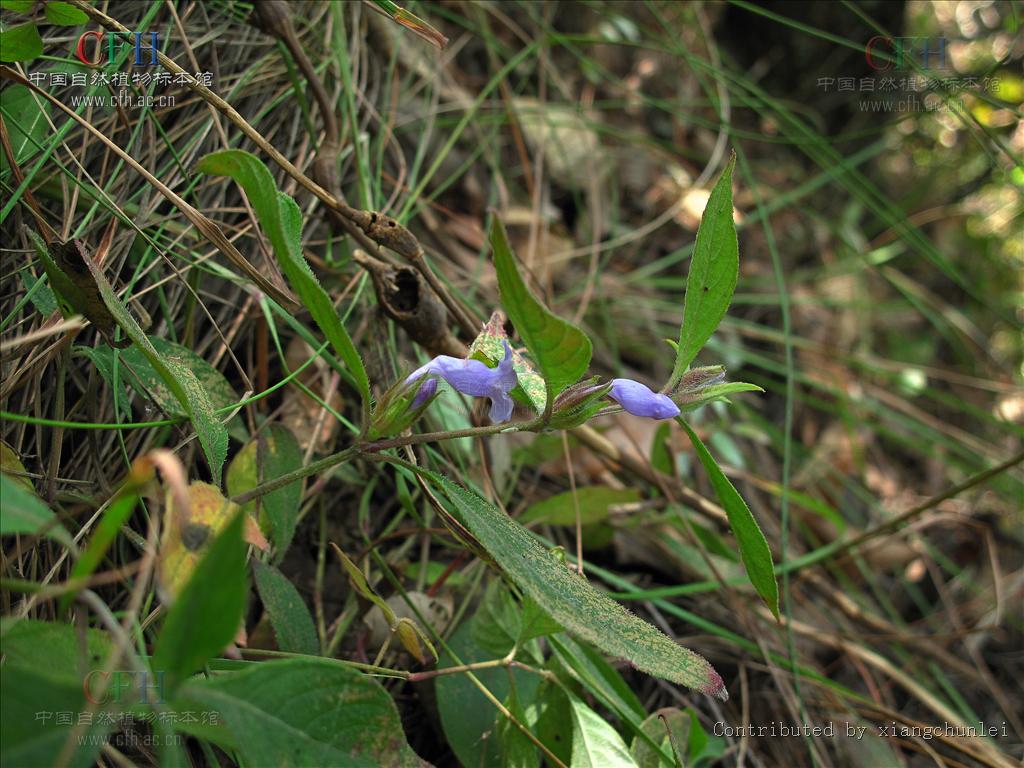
xmin=404 ymin=342 xmax=680 ymax=424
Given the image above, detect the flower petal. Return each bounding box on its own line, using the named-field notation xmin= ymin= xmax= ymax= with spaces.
xmin=609 ymin=378 xmax=680 ymax=420
xmin=403 ymin=341 xmax=519 ymax=423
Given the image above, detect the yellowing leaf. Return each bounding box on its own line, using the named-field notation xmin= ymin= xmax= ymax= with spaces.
xmin=159 ymin=482 xmax=265 ymax=601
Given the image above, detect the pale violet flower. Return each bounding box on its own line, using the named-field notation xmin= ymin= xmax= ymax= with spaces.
xmin=406 ymin=340 xmax=518 ymax=423
xmin=608 ymin=378 xmax=680 ymax=420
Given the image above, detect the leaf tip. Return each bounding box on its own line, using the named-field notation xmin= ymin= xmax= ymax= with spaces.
xmin=702 ymin=667 xmax=729 ymax=701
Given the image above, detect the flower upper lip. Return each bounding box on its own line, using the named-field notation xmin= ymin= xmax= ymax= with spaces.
xmin=405 ymin=340 xmax=518 ymax=423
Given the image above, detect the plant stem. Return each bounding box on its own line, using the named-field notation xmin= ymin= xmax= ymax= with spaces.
xmin=231 ymin=417 xmax=545 ymax=505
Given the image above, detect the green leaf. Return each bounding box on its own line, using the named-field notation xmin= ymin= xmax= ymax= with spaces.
xmin=678 ymin=382 xmax=763 ymax=414
xmin=27 ymin=232 xmax=228 ymax=484
xmin=0 ymin=441 xmax=32 ymax=491
xmin=472 ymin=578 xmax=522 ymax=657
xmin=436 ymin=623 xmax=539 ymax=768
xmin=567 ymin=691 xmax=638 ymax=768
xmin=81 ymin=337 xmax=239 ymax=419
xmin=631 ymin=708 xmax=689 ymax=768
xmin=152 ymin=508 xmax=247 ymax=692
xmin=226 ymin=424 xmax=302 ymax=560
xmin=0 ymin=472 xmax=73 ymax=547
xmin=490 ymin=217 xmax=592 ymax=404
xmin=534 ymin=678 xmax=573 ymax=767
xmin=252 ymin=560 xmax=318 ymax=655
xmin=548 ymin=634 xmax=645 ymax=726
xmin=679 ymin=419 xmax=779 ymax=619
xmin=0 ymin=620 xmax=114 ymax=768
xmin=497 ymin=687 xmax=539 ymax=768
xmin=29 ymin=235 xmax=123 ymax=338
xmin=0 ymin=1 xmax=35 ymax=12
xmin=426 ymin=471 xmax=727 ymax=698
xmin=0 ymin=23 xmax=42 ymax=62
xmin=178 ymin=658 xmax=422 ymax=766
xmin=44 ymin=1 xmax=89 ymax=25
xmin=519 ymin=595 xmax=562 ymax=644
xmin=195 ymin=150 xmax=371 ymax=413
xmin=0 ymin=84 xmax=49 ymax=173
xmin=368 ymin=0 xmax=449 ymax=49
xmin=521 ymin=486 xmax=640 ymax=526
xmin=670 ymin=155 xmax=739 ymax=385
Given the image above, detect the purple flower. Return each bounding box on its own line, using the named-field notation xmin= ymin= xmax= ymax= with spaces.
xmin=405 ymin=340 xmax=518 ymax=423
xmin=608 ymin=378 xmax=680 ymax=420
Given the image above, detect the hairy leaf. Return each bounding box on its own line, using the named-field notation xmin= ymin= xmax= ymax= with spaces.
xmin=82 ymin=337 xmax=238 ymax=420
xmin=0 ymin=473 xmax=72 ymax=547
xmin=28 ymin=232 xmax=228 ymax=484
xmin=0 ymin=620 xmax=114 ymax=768
xmin=426 ymin=471 xmax=726 ymax=698
xmin=521 ymin=486 xmax=640 ymax=526
xmin=226 ymin=425 xmax=302 ymax=560
xmin=44 ymin=1 xmax=89 ymax=25
xmin=568 ymin=692 xmax=638 ymax=768
xmin=0 ymin=23 xmax=42 ymax=62
xmin=0 ymin=84 xmax=49 ymax=172
xmin=152 ymin=507 xmax=247 ymax=691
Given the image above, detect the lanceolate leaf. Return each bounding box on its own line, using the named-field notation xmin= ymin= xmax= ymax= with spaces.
xmin=425 ymin=470 xmax=726 ymax=698
xmin=196 ymin=150 xmax=371 ymax=412
xmin=490 ymin=217 xmax=592 ymax=405
xmin=679 ymin=419 xmax=779 ymax=619
xmin=82 ymin=337 xmax=239 ymax=420
xmin=670 ymin=155 xmax=739 ymax=385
